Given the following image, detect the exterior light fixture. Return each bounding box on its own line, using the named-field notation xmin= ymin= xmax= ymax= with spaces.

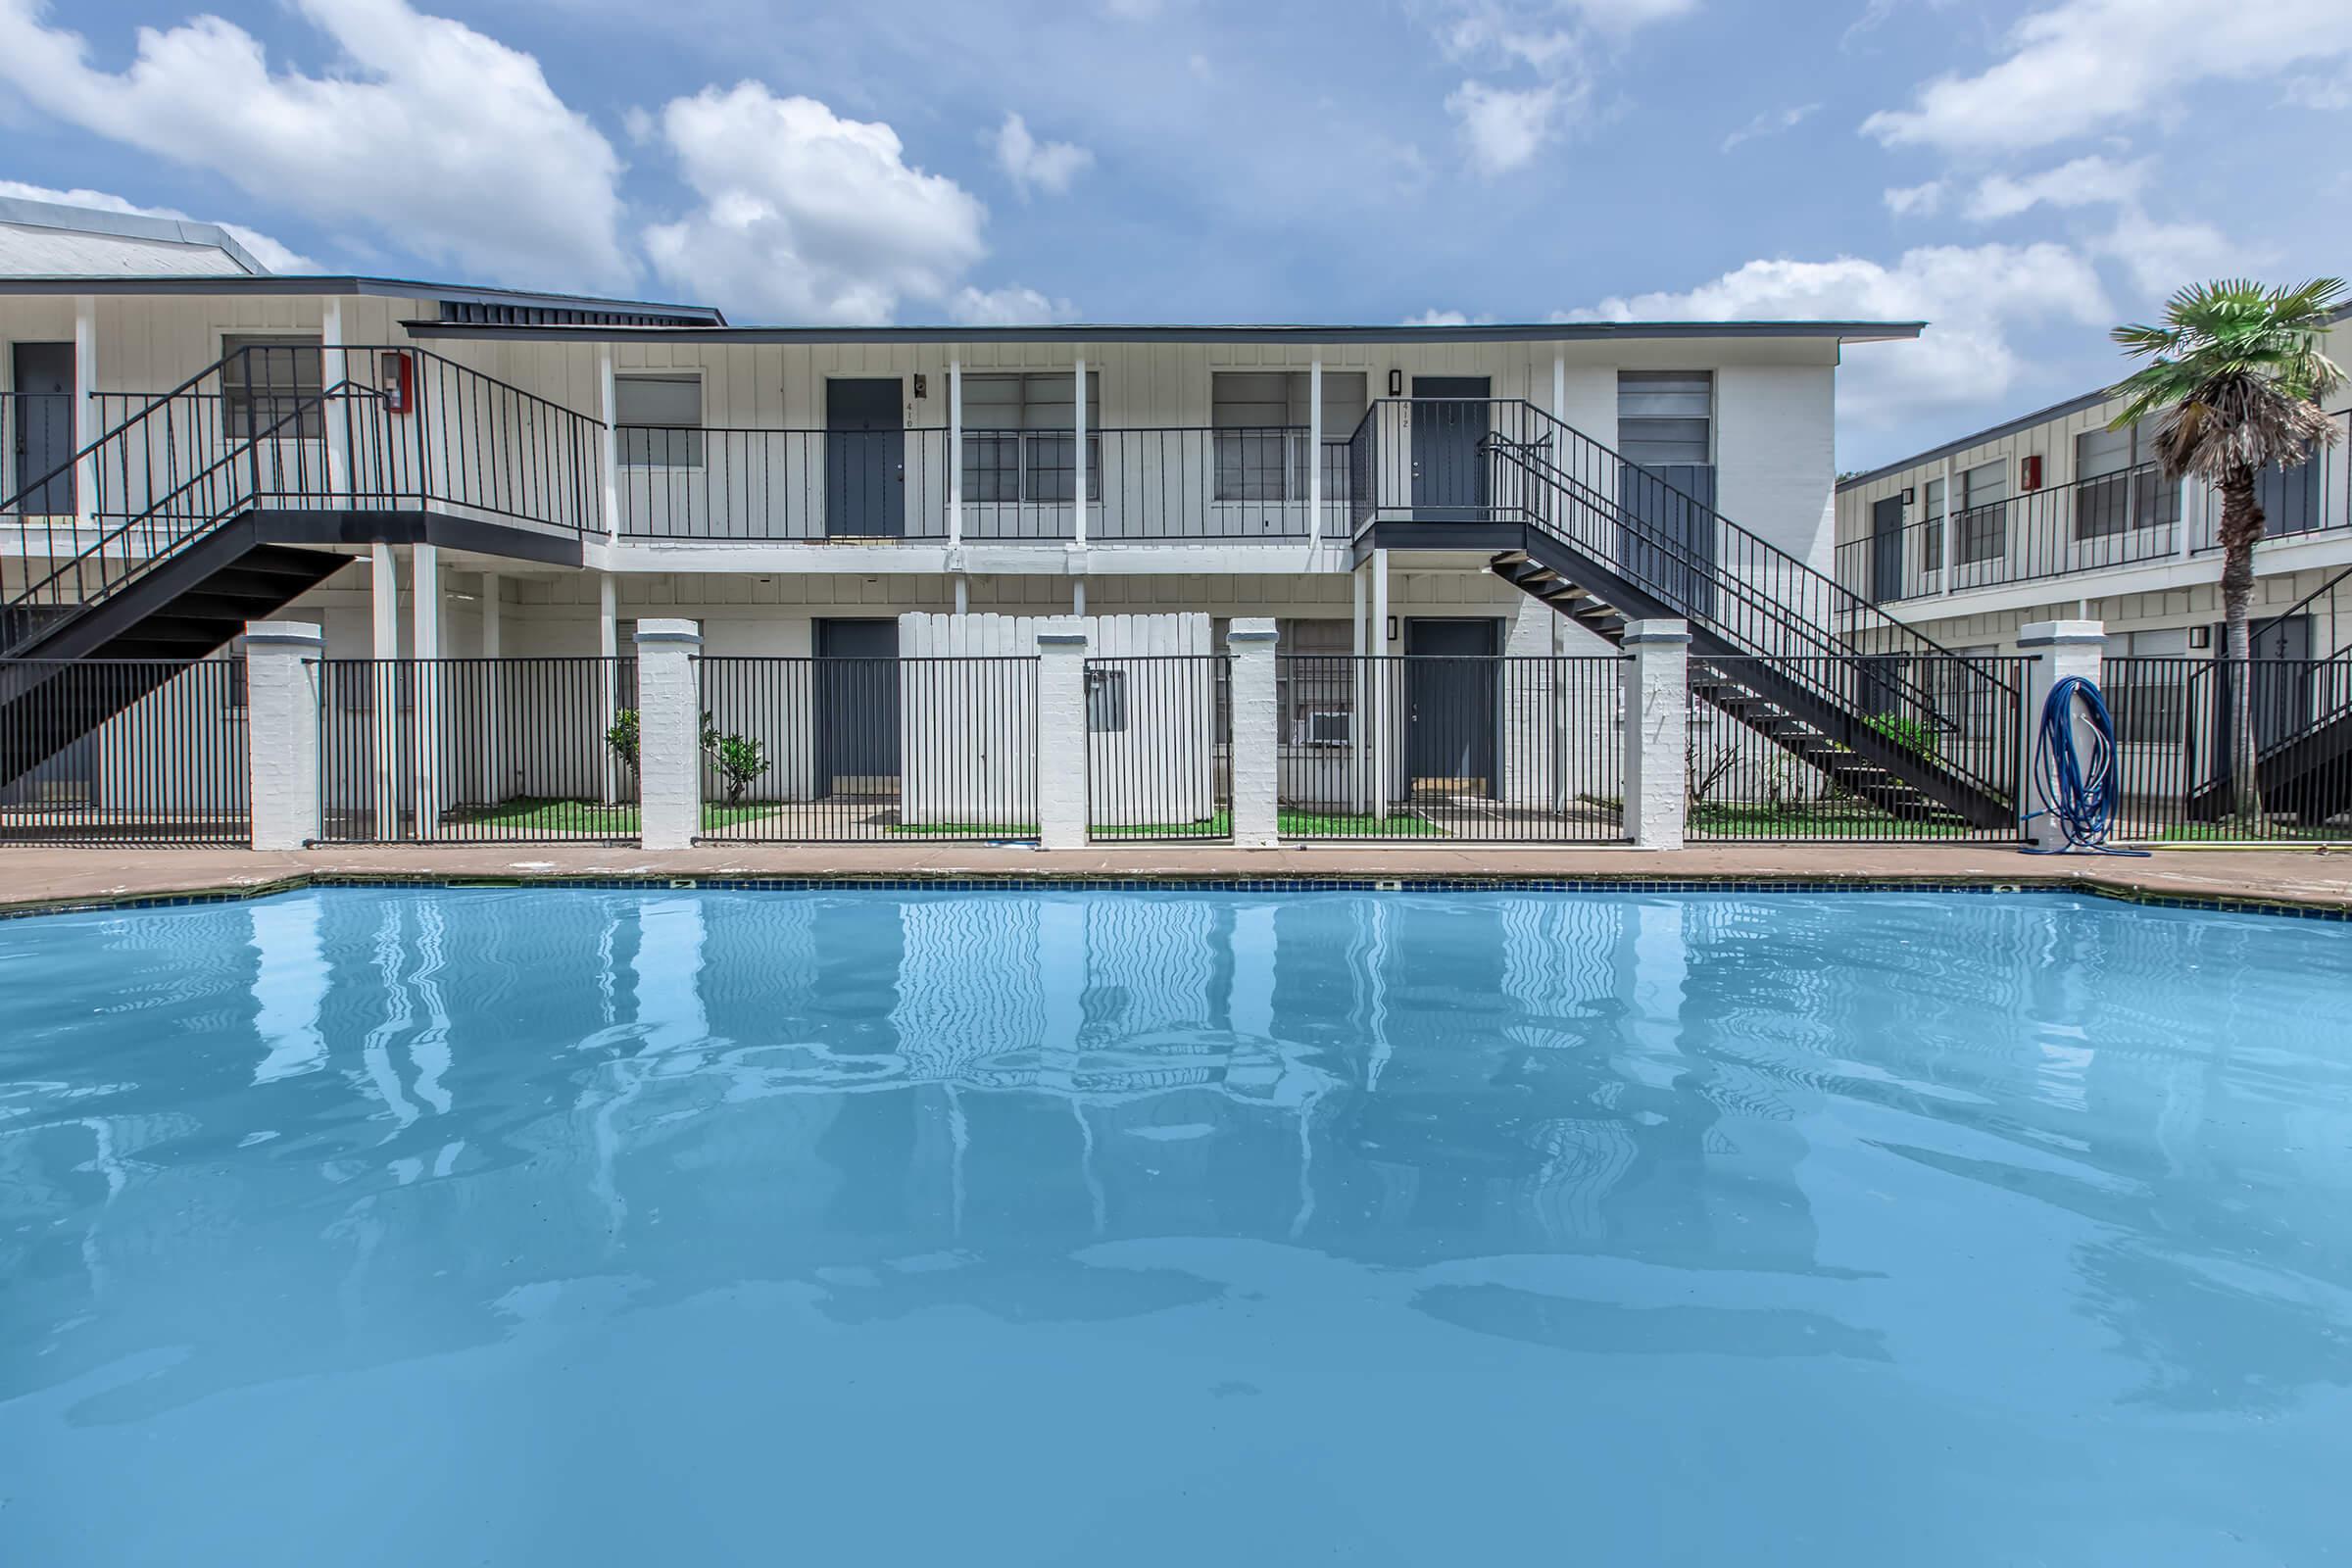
xmin=1388 ymin=368 xmax=1403 ymax=397
xmin=912 ymin=373 xmax=928 ymax=398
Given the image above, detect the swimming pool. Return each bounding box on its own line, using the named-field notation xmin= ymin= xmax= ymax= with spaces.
xmin=1 ymin=885 xmax=2344 ymax=1564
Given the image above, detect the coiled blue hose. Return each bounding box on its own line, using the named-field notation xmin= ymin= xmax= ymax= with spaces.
xmin=2024 ymin=674 xmax=2147 ymax=857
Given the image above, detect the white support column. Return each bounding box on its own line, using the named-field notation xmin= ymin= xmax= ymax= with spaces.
xmin=245 ymin=620 xmax=324 ymax=851
xmin=598 ymin=345 xmax=620 ymax=542
xmin=1037 ymin=623 xmax=1090 ymax=850
xmin=2017 ymin=618 xmax=2107 ymax=851
xmin=411 ymin=544 xmax=443 ymax=837
xmin=1621 ymin=618 xmax=1690 ymax=850
xmin=954 ymin=574 xmax=970 ymax=614
xmin=480 ymin=571 xmax=504 ymax=807
xmin=635 ymin=619 xmax=705 ymax=851
xmin=948 ymin=358 xmax=964 ymax=551
xmin=1072 ymin=356 xmax=1089 ymax=549
xmin=72 ymin=295 xmax=96 ymax=531
xmin=1227 ymin=617 xmax=1281 ymax=849
xmin=1350 ymin=565 xmax=1368 ymax=813
xmin=1551 ymin=352 xmax=1567 ymax=471
xmin=1370 ymin=547 xmax=1391 ymax=815
xmin=1071 ymin=576 xmax=1086 ymax=617
xmin=1550 ymin=611 xmax=1571 ymax=812
xmin=1938 ymin=456 xmax=1956 ymax=595
xmin=369 ymin=544 xmax=402 ymax=837
xmin=599 ymin=573 xmax=621 ymax=805
xmin=320 ymin=298 xmax=351 ymax=503
xmin=1306 ymin=357 xmax=1324 ymax=548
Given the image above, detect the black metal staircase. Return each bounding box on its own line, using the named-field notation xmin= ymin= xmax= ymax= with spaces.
xmin=1348 ymin=398 xmax=2023 ymax=829
xmin=2183 ymin=566 xmax=2352 ymax=826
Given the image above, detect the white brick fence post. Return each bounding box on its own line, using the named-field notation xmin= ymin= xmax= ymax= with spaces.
xmin=1622 ymin=619 xmax=1690 ymax=850
xmin=2016 ymin=618 xmax=2106 ymax=851
xmin=1037 ymin=622 xmax=1090 ymax=850
xmin=635 ymin=618 xmax=704 ymax=851
xmin=1227 ymin=617 xmax=1281 ymax=848
xmin=245 ymin=619 xmax=323 ymax=851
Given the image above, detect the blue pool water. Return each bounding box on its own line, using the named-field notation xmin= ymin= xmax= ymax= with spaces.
xmin=2 ymin=887 xmax=2347 ymax=1565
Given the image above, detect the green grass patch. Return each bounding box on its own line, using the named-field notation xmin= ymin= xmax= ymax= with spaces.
xmin=887 ymin=821 xmax=1041 ymax=838
xmin=1279 ymin=808 xmax=1445 ymax=837
xmin=445 ymin=798 xmax=774 ymax=834
xmin=1690 ymin=803 xmax=1977 ymax=840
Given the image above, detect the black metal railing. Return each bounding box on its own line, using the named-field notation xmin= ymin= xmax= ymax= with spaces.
xmin=2 ymin=344 xmax=606 ymax=657
xmin=0 ymin=658 xmax=247 ymax=844
xmin=1274 ymin=654 xmax=1626 ymax=840
xmin=1836 ymin=463 xmax=2187 ymax=605
xmin=2193 ymin=409 xmax=2352 ymax=551
xmin=615 ymin=427 xmax=954 ymax=541
xmin=2102 ymin=655 xmax=2352 ymax=842
xmin=694 ymin=656 xmax=1039 ymax=841
xmin=1687 ymin=653 xmax=2027 ymax=842
xmin=1345 ymin=397 xmax=2024 ymax=813
xmin=1085 ymin=654 xmax=1231 ymax=841
xmin=316 ymin=657 xmax=634 ymax=843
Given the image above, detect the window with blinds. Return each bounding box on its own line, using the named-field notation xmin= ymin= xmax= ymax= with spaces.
xmin=2074 ymin=420 xmax=2178 ymax=540
xmin=1958 ymin=460 xmax=2007 ymax=564
xmin=963 ymin=371 xmax=1101 ymax=503
xmin=1921 ymin=476 xmax=1946 ymax=572
xmin=221 ymin=334 xmax=323 ymax=440
xmin=1211 ymin=371 xmax=1370 ymax=502
xmin=1616 ymin=371 xmax=1712 ymax=468
xmin=615 ymin=374 xmax=704 ymax=467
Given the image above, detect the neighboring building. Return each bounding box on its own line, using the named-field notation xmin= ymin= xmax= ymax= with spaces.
xmin=0 ymin=193 xmax=273 ymax=279
xmin=14 ymin=200 xmax=2066 ymax=842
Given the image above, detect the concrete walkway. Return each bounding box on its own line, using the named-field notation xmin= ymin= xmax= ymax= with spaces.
xmin=2 ymin=841 xmax=2349 ymax=916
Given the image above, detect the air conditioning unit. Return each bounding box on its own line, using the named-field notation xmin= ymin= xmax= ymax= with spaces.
xmin=1298 ymin=710 xmax=1351 ymax=746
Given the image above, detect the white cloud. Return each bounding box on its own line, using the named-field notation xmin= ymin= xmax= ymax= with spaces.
xmin=994 ymin=113 xmax=1094 ymax=198
xmin=644 ymin=82 xmax=1045 ymax=326
xmin=1446 ymin=80 xmax=1568 ymax=175
xmin=0 ymin=179 xmax=312 ymax=271
xmin=1883 ymin=180 xmax=1946 ymax=218
xmin=0 ymin=0 xmax=629 ymax=286
xmin=1963 ymin=154 xmax=2146 ymax=220
xmin=1404 ymin=309 xmax=1474 ymax=326
xmin=2095 ymin=208 xmax=2242 ymax=299
xmin=2286 ymin=72 xmax=2351 ymax=111
xmin=1721 ymin=102 xmax=1820 ymax=153
xmin=1863 ymin=0 xmax=2352 ymax=154
xmin=950 ymin=285 xmax=1079 ymax=326
xmin=1565 ymin=243 xmax=2113 ymax=426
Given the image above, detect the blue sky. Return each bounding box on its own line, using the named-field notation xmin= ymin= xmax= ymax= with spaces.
xmin=1 ymin=0 xmax=2347 ymax=466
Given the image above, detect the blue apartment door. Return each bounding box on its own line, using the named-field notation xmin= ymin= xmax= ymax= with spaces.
xmin=814 ymin=618 xmax=900 ymax=791
xmin=10 ymin=342 xmax=74 ymax=516
xmin=825 ymin=379 xmax=905 ymax=538
xmin=1411 ymin=376 xmax=1491 ymax=521
xmin=1871 ymin=495 xmax=1906 ymax=604
xmin=1404 ymin=618 xmax=1498 ymax=790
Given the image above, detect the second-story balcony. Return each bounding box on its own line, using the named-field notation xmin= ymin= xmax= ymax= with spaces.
xmin=1838 ymin=409 xmax=2352 ymax=609
xmin=612 ymin=424 xmax=1354 ymax=545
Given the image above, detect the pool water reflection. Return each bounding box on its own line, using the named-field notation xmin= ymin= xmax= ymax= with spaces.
xmin=1 ymin=888 xmax=2347 ymax=1565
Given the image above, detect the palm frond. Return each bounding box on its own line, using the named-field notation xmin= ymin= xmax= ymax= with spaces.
xmin=2104 ymin=276 xmax=2348 ymax=471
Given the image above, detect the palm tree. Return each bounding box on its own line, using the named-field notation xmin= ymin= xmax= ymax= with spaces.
xmin=2109 ymin=278 xmax=2347 ymax=827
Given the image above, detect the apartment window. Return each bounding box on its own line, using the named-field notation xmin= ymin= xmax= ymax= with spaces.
xmin=616 ymin=374 xmax=704 ymax=467
xmin=2075 ymin=420 xmax=2177 ymax=540
xmin=1957 ymin=460 xmax=2007 ymax=565
xmin=221 ymin=334 xmax=323 ymax=440
xmin=1276 ymin=618 xmax=1354 ymax=745
xmin=1920 ymin=477 xmax=1946 ymax=573
xmin=1211 ymin=371 xmax=1369 ymax=501
xmin=964 ymin=371 xmax=1101 ymax=504
xmin=2104 ymin=627 xmax=2191 ymax=744
xmin=1617 ymin=371 xmax=1713 ymax=468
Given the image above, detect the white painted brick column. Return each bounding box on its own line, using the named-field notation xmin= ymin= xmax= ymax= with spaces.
xmin=1621 ymin=619 xmax=1690 ymax=849
xmin=2017 ymin=618 xmax=2106 ymax=851
xmin=1227 ymin=617 xmax=1280 ymax=848
xmin=1037 ymin=623 xmax=1090 ymax=851
xmin=245 ymin=620 xmax=324 ymax=851
xmin=635 ymin=618 xmax=704 ymax=852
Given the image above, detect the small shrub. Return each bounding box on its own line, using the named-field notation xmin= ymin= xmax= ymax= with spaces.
xmin=1864 ymin=711 xmax=1942 ymax=761
xmin=707 ymin=732 xmax=770 ymax=804
xmin=605 ymin=709 xmax=640 ymax=774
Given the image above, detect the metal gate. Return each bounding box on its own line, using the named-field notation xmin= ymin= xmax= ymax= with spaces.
xmin=1085 ymin=654 xmax=1231 ymax=842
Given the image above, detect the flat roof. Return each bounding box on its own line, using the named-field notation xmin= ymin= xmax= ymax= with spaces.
xmin=0 ymin=271 xmax=725 ymax=323
xmin=393 ymin=318 xmax=1925 ymax=346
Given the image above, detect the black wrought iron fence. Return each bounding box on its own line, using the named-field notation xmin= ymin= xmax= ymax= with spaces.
xmin=0 ymin=658 xmax=247 ymax=844
xmin=1686 ymin=654 xmax=2027 ymax=842
xmin=2101 ymin=655 xmax=2352 ymax=842
xmin=316 ymin=657 xmax=633 ymax=843
xmin=1085 ymin=655 xmax=1232 ymax=841
xmin=695 ymin=656 xmax=1039 ymax=842
xmin=1273 ymin=655 xmax=1627 ymax=841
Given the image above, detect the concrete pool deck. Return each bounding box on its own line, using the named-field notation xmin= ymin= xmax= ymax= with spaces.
xmin=2 ymin=841 xmax=2349 ymax=917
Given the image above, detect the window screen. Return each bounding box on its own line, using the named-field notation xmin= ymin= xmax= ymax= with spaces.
xmin=1617 ymin=371 xmax=1712 ymax=467
xmin=222 ymin=335 xmax=323 ymax=440
xmin=1920 ymin=477 xmax=1946 ymax=572
xmin=2075 ymin=421 xmax=2176 ymax=539
xmin=616 ymin=374 xmax=704 ymax=466
xmin=963 ymin=371 xmax=1100 ymax=503
xmin=1957 ymin=460 xmax=2007 ymax=564
xmin=1211 ymin=371 xmax=1368 ymax=501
